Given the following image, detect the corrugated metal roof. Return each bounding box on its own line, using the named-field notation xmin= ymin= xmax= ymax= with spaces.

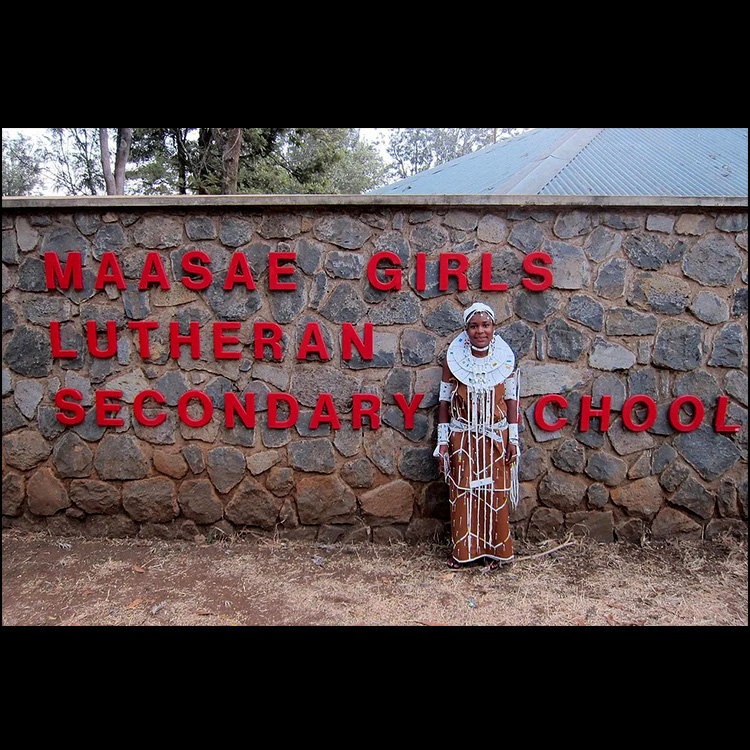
xmin=371 ymin=128 xmax=748 ymax=198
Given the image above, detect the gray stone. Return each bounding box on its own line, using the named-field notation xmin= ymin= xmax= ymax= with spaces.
xmin=593 ymin=373 xmax=626 ymax=411
xmin=269 ymin=283 xmax=307 ymax=324
xmin=646 ymin=214 xmax=676 ymax=234
xmin=226 ymin=477 xmax=284 ymax=530
xmin=266 ymin=467 xmax=295 ymax=496
xmin=341 ymin=458 xmax=376 ymax=488
xmin=716 ymin=213 xmax=748 ymax=232
xmin=498 ymin=321 xmax=535 ymax=360
xmin=153 ymin=449 xmax=189 ymax=478
xmin=94 ymin=434 xmax=150 ymax=480
xmin=360 ymin=480 xmax=415 ymax=525
xmin=27 ymin=468 xmax=70 ymax=517
xmin=423 ymin=300 xmax=464 ymax=335
xmin=2 ymin=229 xmax=19 ymax=263
xmin=682 ymin=233 xmax=742 ymax=286
xmin=690 ymin=292 xmax=730 ymax=325
xmin=589 ymin=339 xmax=636 ymax=371
xmin=369 ymin=292 xmax=421 ymax=325
xmin=52 ymin=432 xmax=94 ymax=478
xmin=605 ymin=308 xmax=658 ymax=336
xmin=401 ymin=329 xmax=437 ymax=366
xmin=40 ymin=225 xmax=90 ymax=264
xmin=652 ymin=321 xmax=703 ymax=371
xmin=314 ymin=215 xmax=372 ymax=249
xmin=508 ymin=220 xmax=543 ymax=253
xmin=538 ymin=469 xmax=588 ymax=512
xmin=178 ymin=479 xmax=224 ymax=524
xmin=382 ymin=407 xmax=430 ymax=442
xmin=185 ymin=216 xmax=217 ymax=241
xmin=4 ymin=325 xmax=52 ymax=377
xmin=206 ymin=446 xmax=246 ymax=493
xmin=93 ymin=223 xmax=128 ymax=259
xmin=587 ymin=483 xmax=609 ymax=509
xmin=295 ymin=238 xmax=324 ymax=274
xmin=627 ymin=452 xmax=652 ymax=480
xmin=628 ymin=272 xmax=692 ymax=315
xmin=318 ymin=283 xmax=367 ymax=324
xmin=585 ymin=452 xmax=628 ymax=486
xmin=204 ymin=279 xmax=262 ymax=322
xmin=410 ymin=223 xmax=448 ymax=254
xmin=182 ymin=444 xmax=206 ymax=474
xmin=623 ymin=232 xmax=674 ymax=269
xmin=288 ymin=438 xmax=336 ymax=473
xmin=133 ymin=216 xmax=182 ymax=249
xmin=709 ymin=322 xmax=744 ymax=367
xmin=671 ymin=476 xmax=715 ymax=520
xmin=658 ymin=460 xmax=690 ymax=493
xmin=583 ymin=226 xmax=622 ymax=262
xmin=514 ymin=289 xmax=559 ymax=323
xmin=651 ymin=507 xmax=702 ymax=540
xmin=547 ymin=317 xmax=585 ymax=362
xmin=673 ymin=370 xmax=721 ymax=406
xmin=2 ymin=300 xmax=17 ymax=333
xmin=610 ymin=476 xmax=663 ymax=520
xmin=295 ymin=475 xmax=357 ymax=525
xmin=477 ymin=214 xmax=508 ymax=243
xmin=325 ymin=250 xmax=365 ymax=279
xmin=732 ymin=287 xmax=748 ymax=317
xmin=398 ymin=446 xmax=440 ymax=482
xmin=594 ymin=258 xmax=627 ymax=300
xmin=545 ymin=240 xmax=588 ymax=288
xmin=518 ymin=445 xmax=548 ymax=481
xmin=608 ymin=417 xmax=656 ymax=455
xmin=333 ymin=422 xmax=363 ymax=457
xmin=551 ymin=439 xmax=586 ymax=474
xmin=13 ymin=379 xmax=43 ymax=419
xmin=2 ymin=429 xmax=51 ymax=470
xmin=566 ymin=510 xmax=615 ymax=542
xmin=567 ymin=294 xmax=604 ymax=331
xmin=134 ymin=409 xmax=179 ymax=445
xmin=291 ymin=365 xmax=360 ymax=411
xmin=652 ymin=444 xmax=678 ymax=474
xmin=70 ymin=479 xmax=121 ymax=515
xmin=122 ymin=478 xmax=179 ymax=523
xmin=521 ymin=363 xmax=585 ymax=396
xmin=725 ymin=371 xmax=748 ymax=407
xmin=674 ymin=425 xmax=741 ymax=481
xmin=21 ymin=296 xmax=72 ymax=326
xmin=246 ymin=450 xmax=282 ymax=475
xmin=258 ymin=213 xmax=302 ymax=239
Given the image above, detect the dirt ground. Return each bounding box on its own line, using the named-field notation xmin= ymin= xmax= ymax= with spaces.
xmin=2 ymin=528 xmax=747 ymax=626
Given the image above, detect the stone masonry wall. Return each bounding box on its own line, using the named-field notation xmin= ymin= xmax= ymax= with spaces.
xmin=2 ymin=197 xmax=747 ymax=545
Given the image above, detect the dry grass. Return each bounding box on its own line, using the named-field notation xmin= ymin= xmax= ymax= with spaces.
xmin=2 ymin=528 xmax=746 ymax=626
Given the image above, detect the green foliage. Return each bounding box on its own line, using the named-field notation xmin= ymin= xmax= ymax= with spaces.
xmin=2 ymin=133 xmax=44 ymax=196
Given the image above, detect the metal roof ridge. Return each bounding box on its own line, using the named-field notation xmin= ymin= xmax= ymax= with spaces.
xmin=499 ymin=128 xmax=605 ymax=195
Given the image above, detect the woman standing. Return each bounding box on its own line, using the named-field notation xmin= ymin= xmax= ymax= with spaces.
xmin=434 ymin=303 xmax=521 ymax=570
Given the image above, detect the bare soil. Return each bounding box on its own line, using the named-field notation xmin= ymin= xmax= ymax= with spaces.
xmin=2 ymin=528 xmax=747 ymax=626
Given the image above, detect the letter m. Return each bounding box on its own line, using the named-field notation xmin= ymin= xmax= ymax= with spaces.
xmin=45 ymin=252 xmax=83 ymax=290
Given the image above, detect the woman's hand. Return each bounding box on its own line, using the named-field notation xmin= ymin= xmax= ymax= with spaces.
xmin=436 ymin=444 xmax=450 ymax=475
xmin=507 ymin=443 xmax=518 ymax=464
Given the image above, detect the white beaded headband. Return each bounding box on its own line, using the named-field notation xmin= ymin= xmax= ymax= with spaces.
xmin=463 ymin=302 xmax=496 ymax=326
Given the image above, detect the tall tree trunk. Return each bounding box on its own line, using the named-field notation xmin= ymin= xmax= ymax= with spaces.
xmin=100 ymin=128 xmax=133 ymax=195
xmin=214 ymin=128 xmax=243 ymax=194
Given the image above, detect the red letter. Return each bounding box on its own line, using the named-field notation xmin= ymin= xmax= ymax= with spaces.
xmin=440 ymin=253 xmax=469 ymax=291
xmin=267 ymin=393 xmax=298 ymax=429
xmin=523 ymin=251 xmax=553 ymax=291
xmin=128 ymin=320 xmax=158 ymax=359
xmin=254 ymin=323 xmax=283 ymax=360
xmin=310 ymin=394 xmax=341 ymax=430
xmin=353 ymin=393 xmax=381 ymax=429
xmin=95 ymin=252 xmax=127 ymax=290
xmin=170 ymin=321 xmax=201 ymax=359
xmin=181 ymin=249 xmax=212 ymax=290
xmin=225 ymin=392 xmax=256 ymax=429
xmin=367 ymin=251 xmax=402 ymax=291
xmin=45 ymin=252 xmax=83 ymax=290
xmin=134 ymin=390 xmax=166 ymax=427
xmin=621 ymin=395 xmax=657 ymax=432
xmin=140 ymin=252 xmax=171 ymax=290
xmin=342 ymin=323 xmax=373 ymax=361
xmin=96 ymin=390 xmax=124 ymax=427
xmin=394 ymin=393 xmax=423 ymax=429
xmin=297 ymin=322 xmax=330 ymax=361
xmin=669 ymin=395 xmax=704 ymax=432
xmin=534 ymin=394 xmax=568 ymax=431
xmin=715 ymin=396 xmax=741 ymax=433
xmin=481 ymin=253 xmax=508 ymax=292
xmin=415 ymin=253 xmax=426 ymax=291
xmin=214 ymin=321 xmax=242 ymax=360
xmin=224 ymin=252 xmax=256 ymax=291
xmin=55 ymin=388 xmax=85 ymax=425
xmin=49 ymin=322 xmax=78 ymax=358
xmin=87 ymin=320 xmax=118 ymax=359
xmin=269 ymin=252 xmax=297 ymax=291
xmin=178 ymin=390 xmax=213 ymax=428
xmin=580 ymin=395 xmax=612 ymax=432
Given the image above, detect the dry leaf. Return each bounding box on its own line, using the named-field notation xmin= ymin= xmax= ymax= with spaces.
xmin=132 ymin=565 xmax=146 ymax=574
xmin=128 ymin=598 xmax=142 ymax=609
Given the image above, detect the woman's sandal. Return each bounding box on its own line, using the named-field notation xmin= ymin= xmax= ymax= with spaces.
xmin=446 ymin=556 xmax=463 ymax=569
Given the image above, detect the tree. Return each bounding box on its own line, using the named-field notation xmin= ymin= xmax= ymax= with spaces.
xmin=386 ymin=128 xmax=526 ymax=179
xmin=99 ymin=128 xmax=133 ymax=195
xmin=2 ymin=133 xmax=44 ymax=196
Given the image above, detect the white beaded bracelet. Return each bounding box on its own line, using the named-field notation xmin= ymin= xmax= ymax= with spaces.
xmin=437 ymin=423 xmax=450 ymax=445
xmin=508 ymin=423 xmax=519 ymax=445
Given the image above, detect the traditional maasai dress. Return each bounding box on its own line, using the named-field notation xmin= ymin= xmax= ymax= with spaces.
xmin=442 ymin=333 xmax=520 ymax=564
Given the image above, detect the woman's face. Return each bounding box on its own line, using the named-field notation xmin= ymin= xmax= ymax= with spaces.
xmin=466 ymin=313 xmax=494 ymax=348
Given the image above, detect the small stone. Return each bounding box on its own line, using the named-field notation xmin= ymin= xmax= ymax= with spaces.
xmin=360 ymin=480 xmax=415 ymax=525
xmin=689 ymin=292 xmax=730 ymax=325
xmin=2 ymin=429 xmax=51 ymax=471
xmin=653 ymin=321 xmax=703 ymax=371
xmin=206 ymin=446 xmax=246 ymax=493
xmin=122 ymin=478 xmax=179 ymax=523
xmin=94 ymin=434 xmax=150 ymax=480
xmin=288 ymin=438 xmax=336 ymax=474
xmin=178 ymin=479 xmax=224 ymax=524
xmin=589 ymin=339 xmax=636 ymax=371
xmin=674 ymin=425 xmax=741 ymax=481
xmin=682 ymin=233 xmax=742 ymax=286
xmin=538 ymin=469 xmax=588 ymax=512
xmin=594 ymin=258 xmax=627 ymax=300
xmin=69 ymin=479 xmax=120 ymax=515
xmin=585 ymin=452 xmax=628 ymax=487
xmin=27 ymin=468 xmax=70 ymax=516
xmin=610 ymin=476 xmax=662 ymax=519
xmin=567 ymin=294 xmax=604 ymax=331
xmin=709 ymin=323 xmax=744 ymax=368
xmin=52 ymin=432 xmax=94 ymax=478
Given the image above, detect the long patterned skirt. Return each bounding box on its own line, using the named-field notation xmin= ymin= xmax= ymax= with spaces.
xmin=447 ymin=383 xmax=514 ymax=563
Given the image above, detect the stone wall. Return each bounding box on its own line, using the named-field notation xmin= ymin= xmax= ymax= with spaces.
xmin=2 ymin=196 xmax=747 ymax=545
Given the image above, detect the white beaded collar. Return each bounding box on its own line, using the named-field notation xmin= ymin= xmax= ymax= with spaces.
xmin=446 ymin=332 xmax=515 ymax=390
